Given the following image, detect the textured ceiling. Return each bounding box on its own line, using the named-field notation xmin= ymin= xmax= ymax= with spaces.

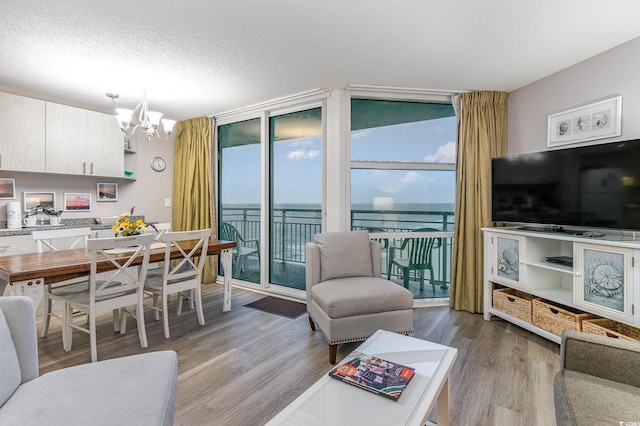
xmin=1 ymin=0 xmax=640 ymax=122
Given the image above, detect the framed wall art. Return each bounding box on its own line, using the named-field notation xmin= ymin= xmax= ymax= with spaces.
xmin=548 ymin=96 xmax=622 ymax=147
xmin=97 ymin=183 xmax=118 ymax=202
xmin=24 ymin=191 xmax=56 ymax=213
xmin=0 ymin=178 xmax=15 ymax=199
xmin=64 ymin=192 xmax=92 ymax=211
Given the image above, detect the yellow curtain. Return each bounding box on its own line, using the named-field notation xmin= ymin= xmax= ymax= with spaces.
xmin=172 ymin=116 xmax=217 ymax=283
xmin=450 ymin=92 xmax=508 ymax=313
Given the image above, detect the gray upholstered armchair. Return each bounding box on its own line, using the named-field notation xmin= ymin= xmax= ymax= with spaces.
xmin=306 ymin=230 xmax=414 ymax=364
xmin=0 ymin=296 xmax=178 ymax=425
xmin=554 ymin=330 xmax=640 ymax=425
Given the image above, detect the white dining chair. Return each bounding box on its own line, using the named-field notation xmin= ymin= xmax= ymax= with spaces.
xmin=144 ymin=229 xmax=210 ymax=338
xmin=60 ymin=233 xmax=154 ymax=362
xmin=32 ymin=227 xmax=94 ymax=343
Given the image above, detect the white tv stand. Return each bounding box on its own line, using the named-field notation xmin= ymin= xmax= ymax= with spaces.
xmin=483 ymin=226 xmax=640 ymax=343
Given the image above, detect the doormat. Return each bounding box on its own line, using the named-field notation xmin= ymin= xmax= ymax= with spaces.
xmin=244 ymin=296 xmax=307 ymax=319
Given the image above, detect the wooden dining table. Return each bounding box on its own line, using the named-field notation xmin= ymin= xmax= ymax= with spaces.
xmin=0 ymin=239 xmax=237 ymax=312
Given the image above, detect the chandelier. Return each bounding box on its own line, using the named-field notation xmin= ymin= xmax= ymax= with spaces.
xmin=106 ymin=92 xmax=176 ymax=141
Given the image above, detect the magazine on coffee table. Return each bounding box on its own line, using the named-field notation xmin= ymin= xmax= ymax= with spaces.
xmin=328 ymin=350 xmax=415 ymax=401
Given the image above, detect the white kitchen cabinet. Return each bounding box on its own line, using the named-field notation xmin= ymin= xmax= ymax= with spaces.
xmin=46 ymin=102 xmax=124 ymax=178
xmin=45 ymin=102 xmax=88 ymax=175
xmin=0 ymin=234 xmax=37 ymax=256
xmin=87 ymin=109 xmax=124 ymax=177
xmin=0 ymin=92 xmax=46 ymax=172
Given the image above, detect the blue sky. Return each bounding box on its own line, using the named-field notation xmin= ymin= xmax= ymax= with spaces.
xmin=221 ymin=116 xmax=457 ymax=207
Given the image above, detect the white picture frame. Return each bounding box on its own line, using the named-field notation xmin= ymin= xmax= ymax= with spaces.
xmin=24 ymin=191 xmax=56 ymax=213
xmin=64 ymin=192 xmax=92 ymax=211
xmin=547 ymin=96 xmax=622 ymax=147
xmin=97 ymin=182 xmax=118 ymax=202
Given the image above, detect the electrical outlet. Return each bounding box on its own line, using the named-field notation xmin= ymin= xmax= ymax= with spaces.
xmin=164 ymin=198 xmax=171 ymax=208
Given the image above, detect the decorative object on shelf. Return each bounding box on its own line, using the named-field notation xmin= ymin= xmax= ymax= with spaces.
xmin=64 ymin=192 xmax=91 ymax=211
xmin=112 ymin=206 xmax=155 ymax=236
xmin=0 ymin=178 xmax=15 ymax=199
xmin=150 ymin=156 xmax=166 ymax=172
xmin=547 ymin=96 xmax=622 ymax=147
xmin=24 ymin=192 xmax=55 ymax=214
xmin=107 ymin=92 xmax=176 ymax=141
xmin=42 ymin=206 xmax=63 ymax=217
xmin=96 ymin=182 xmax=118 ymax=202
xmin=42 ymin=206 xmax=63 ymax=225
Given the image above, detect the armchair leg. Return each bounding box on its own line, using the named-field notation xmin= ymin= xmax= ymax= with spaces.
xmin=308 ymin=315 xmax=316 ymax=331
xmin=329 ymin=344 xmax=337 ymax=364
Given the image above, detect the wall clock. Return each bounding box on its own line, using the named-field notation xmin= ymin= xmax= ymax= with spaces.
xmin=150 ymin=156 xmax=166 ymax=172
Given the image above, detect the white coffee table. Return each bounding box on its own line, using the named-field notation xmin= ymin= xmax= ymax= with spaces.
xmin=266 ymin=330 xmax=458 ymax=426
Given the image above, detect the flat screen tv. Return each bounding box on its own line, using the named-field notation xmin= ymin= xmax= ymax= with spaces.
xmin=492 ymin=139 xmax=640 ymax=231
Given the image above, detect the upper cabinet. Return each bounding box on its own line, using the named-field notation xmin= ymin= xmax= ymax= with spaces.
xmin=86 ymin=109 xmax=124 ymax=177
xmin=0 ymin=92 xmax=128 ymax=179
xmin=45 ymin=102 xmax=88 ymax=175
xmin=43 ymin=99 xmax=126 ymax=178
xmin=0 ymin=92 xmax=46 ymax=172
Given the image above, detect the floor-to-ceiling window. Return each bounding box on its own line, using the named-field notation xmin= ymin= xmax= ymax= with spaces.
xmin=349 ymin=97 xmax=456 ymax=299
xmin=215 ymin=88 xmax=456 ymax=302
xmin=269 ymin=107 xmax=322 ymax=290
xmin=218 ymin=118 xmax=262 ymax=283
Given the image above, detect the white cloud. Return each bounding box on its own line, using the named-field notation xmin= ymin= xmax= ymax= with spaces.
xmin=401 ymin=171 xmax=421 ymax=184
xmin=287 ymin=149 xmax=320 ymax=160
xmin=424 ymin=141 xmax=456 ymax=163
xmin=351 ymin=129 xmax=374 ymax=139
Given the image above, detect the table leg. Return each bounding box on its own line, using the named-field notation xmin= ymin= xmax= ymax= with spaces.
xmin=436 ymin=376 xmax=451 ymax=426
xmin=220 ymin=249 xmax=232 ymax=312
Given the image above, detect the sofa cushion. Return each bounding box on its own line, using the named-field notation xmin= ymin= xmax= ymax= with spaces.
xmin=314 ymin=230 xmax=373 ymax=281
xmin=311 ymin=276 xmax=413 ymax=318
xmin=0 ymin=308 xmax=21 ymax=408
xmin=0 ymin=351 xmax=178 ymax=426
xmin=0 ymin=310 xmax=22 ymax=406
xmin=555 ymin=370 xmax=640 ymax=425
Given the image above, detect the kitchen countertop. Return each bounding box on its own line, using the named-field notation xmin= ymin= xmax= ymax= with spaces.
xmin=0 ymin=217 xmax=144 ymax=237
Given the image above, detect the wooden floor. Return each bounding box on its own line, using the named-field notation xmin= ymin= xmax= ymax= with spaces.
xmin=36 ymin=284 xmax=560 ymax=426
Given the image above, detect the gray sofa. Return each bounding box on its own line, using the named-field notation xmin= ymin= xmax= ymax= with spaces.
xmin=0 ymin=296 xmax=178 ymax=425
xmin=554 ymin=330 xmax=640 ymax=425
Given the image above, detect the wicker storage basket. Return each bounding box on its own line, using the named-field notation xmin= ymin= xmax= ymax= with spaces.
xmin=532 ymin=299 xmax=596 ymax=336
xmin=493 ymin=288 xmax=533 ymax=323
xmin=582 ymin=318 xmax=640 ymax=342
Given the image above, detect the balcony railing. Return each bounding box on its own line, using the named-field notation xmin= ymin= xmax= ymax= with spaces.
xmin=221 ymin=205 xmax=454 ymax=291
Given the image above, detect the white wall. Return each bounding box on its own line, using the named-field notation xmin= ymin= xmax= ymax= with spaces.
xmin=0 ymin=91 xmax=175 ymax=225
xmin=508 ymin=36 xmax=640 ymax=154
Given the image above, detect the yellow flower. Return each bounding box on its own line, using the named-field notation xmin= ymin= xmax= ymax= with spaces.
xmin=112 ymin=207 xmax=149 ymax=237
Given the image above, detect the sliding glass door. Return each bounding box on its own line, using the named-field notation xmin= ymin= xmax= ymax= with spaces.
xmin=218 ymin=118 xmax=261 ymax=283
xmin=269 ymin=107 xmax=322 ymax=289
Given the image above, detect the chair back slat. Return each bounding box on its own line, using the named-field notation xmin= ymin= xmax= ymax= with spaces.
xmin=403 ymin=227 xmax=439 ymax=267
xmin=32 ymin=227 xmax=93 ymax=252
xmin=88 ymin=234 xmax=154 ymax=300
xmin=219 ymin=223 xmax=238 ymax=243
xmin=159 ymin=229 xmax=211 ymax=288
